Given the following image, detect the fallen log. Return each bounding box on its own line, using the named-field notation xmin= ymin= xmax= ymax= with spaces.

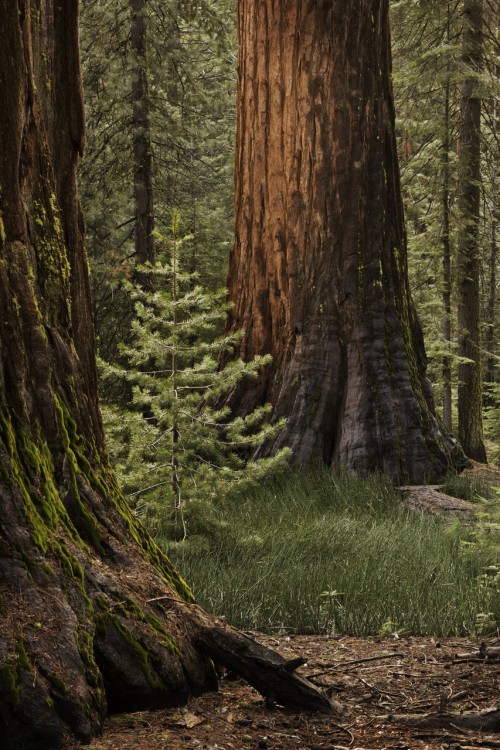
xmin=185 ymin=603 xmax=340 ymax=715
xmin=453 ymin=645 xmax=500 ymax=662
xmin=400 ymin=485 xmax=477 ymax=519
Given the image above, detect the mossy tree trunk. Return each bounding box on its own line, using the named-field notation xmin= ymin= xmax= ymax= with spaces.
xmin=0 ymin=3 xmax=214 ymax=747
xmin=225 ymin=0 xmax=461 ymax=483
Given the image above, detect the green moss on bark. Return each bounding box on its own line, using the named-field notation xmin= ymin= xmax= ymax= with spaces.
xmin=93 ymin=467 xmax=194 ymax=601
xmin=32 ymin=194 xmax=71 ymax=311
xmin=46 ymin=673 xmax=67 ymax=694
xmin=54 ymin=397 xmax=104 ymax=554
xmin=0 ymin=639 xmax=31 ymax=723
xmin=96 ymin=613 xmax=176 ymax=691
xmin=75 ymin=626 xmax=101 ymax=689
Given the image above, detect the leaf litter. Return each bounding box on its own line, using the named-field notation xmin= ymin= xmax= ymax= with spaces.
xmin=70 ymin=632 xmax=500 ymax=750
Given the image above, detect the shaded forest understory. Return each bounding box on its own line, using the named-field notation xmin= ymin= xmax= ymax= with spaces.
xmin=0 ymin=0 xmax=499 ymax=748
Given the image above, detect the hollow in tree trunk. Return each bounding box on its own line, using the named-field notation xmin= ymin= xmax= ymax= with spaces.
xmin=226 ymin=0 xmax=461 ymax=483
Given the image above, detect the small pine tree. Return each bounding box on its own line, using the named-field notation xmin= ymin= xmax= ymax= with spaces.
xmin=100 ymin=213 xmax=289 ymax=540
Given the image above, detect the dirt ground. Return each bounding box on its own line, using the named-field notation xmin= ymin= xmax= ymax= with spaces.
xmin=74 ymin=632 xmax=500 ymax=750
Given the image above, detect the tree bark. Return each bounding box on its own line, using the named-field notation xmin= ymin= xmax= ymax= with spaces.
xmin=0 ymin=3 xmax=330 ymax=747
xmin=226 ymin=0 xmax=461 ymax=483
xmin=457 ymin=0 xmax=487 ymax=462
xmin=130 ymin=0 xmax=155 ymax=282
xmin=485 ymin=191 xmax=498 ymax=395
xmin=441 ymin=1 xmax=453 ymax=432
xmin=483 ymin=21 xmax=498 ymax=401
xmin=0 ymin=3 xmax=214 ymax=746
xmin=190 ymin=603 xmax=338 ymax=715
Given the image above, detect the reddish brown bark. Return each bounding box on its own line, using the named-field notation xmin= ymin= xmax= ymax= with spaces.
xmin=483 ymin=0 xmax=499 ymax=397
xmin=226 ymin=0 xmax=461 ymax=483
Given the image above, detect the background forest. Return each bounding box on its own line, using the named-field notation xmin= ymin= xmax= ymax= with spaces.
xmin=78 ymin=0 xmax=500 ymax=636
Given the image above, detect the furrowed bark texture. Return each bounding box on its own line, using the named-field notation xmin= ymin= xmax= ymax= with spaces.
xmin=441 ymin=3 xmax=453 ymax=432
xmin=457 ymin=0 xmax=487 ymax=462
xmin=0 ymin=3 xmax=216 ymax=747
xmin=130 ymin=0 xmax=155 ymax=281
xmin=483 ymin=0 xmax=499 ymax=402
xmin=483 ymin=0 xmax=498 ymax=397
xmin=0 ymin=5 xmax=332 ymax=747
xmin=226 ymin=0 xmax=459 ymax=483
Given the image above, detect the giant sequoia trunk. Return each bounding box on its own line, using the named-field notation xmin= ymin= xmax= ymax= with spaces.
xmin=0 ymin=2 xmax=215 ymax=746
xmin=0 ymin=3 xmax=331 ymax=747
xmin=226 ymin=0 xmax=460 ymax=483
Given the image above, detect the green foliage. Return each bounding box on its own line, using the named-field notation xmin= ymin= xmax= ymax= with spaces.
xmin=391 ymin=0 xmax=500 ymax=436
xmin=459 ymin=486 xmax=500 ymax=634
xmin=484 ymin=381 xmax=500 ymax=462
xmin=442 ymin=473 xmax=498 ymax=503
xmin=79 ymin=0 xmax=236 ymax=361
xmin=391 ymin=0 xmax=462 ymax=417
xmin=101 ymin=217 xmax=289 ymax=540
xmin=165 ymin=469 xmax=499 ymax=636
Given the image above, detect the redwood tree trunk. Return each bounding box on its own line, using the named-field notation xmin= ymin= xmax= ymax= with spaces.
xmin=457 ymin=0 xmax=487 ymax=462
xmin=0 ymin=3 xmax=215 ymax=747
xmin=226 ymin=0 xmax=460 ymax=483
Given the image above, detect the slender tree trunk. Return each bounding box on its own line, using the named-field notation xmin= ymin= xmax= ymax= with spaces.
xmin=226 ymin=0 xmax=461 ymax=483
xmin=485 ymin=174 xmax=497 ymax=393
xmin=483 ymin=21 xmax=498 ymax=400
xmin=442 ymin=4 xmax=453 ymax=431
xmin=170 ymin=216 xmax=185 ymax=539
xmin=457 ymin=0 xmax=487 ymax=462
xmin=130 ymin=0 xmax=155 ymax=282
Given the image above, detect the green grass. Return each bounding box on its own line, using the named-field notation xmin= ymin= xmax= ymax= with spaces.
xmin=442 ymin=473 xmax=497 ymax=503
xmin=161 ymin=470 xmax=500 ymax=637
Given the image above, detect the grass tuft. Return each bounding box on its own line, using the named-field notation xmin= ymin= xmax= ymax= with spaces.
xmin=161 ymin=470 xmax=499 ymax=637
xmin=442 ymin=473 xmax=497 ymax=503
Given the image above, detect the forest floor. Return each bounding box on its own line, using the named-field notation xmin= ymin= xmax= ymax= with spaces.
xmin=76 ymin=632 xmax=500 ymax=750
xmin=73 ymin=461 xmax=500 ymax=750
